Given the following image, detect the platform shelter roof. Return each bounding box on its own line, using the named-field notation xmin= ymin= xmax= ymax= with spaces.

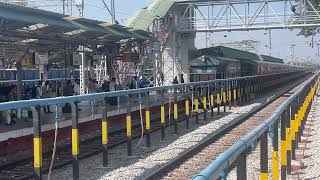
xmin=125 ymin=0 xmax=174 ymax=31
xmin=0 ymin=2 xmax=153 ymax=49
xmin=261 ymin=54 xmax=284 ymax=63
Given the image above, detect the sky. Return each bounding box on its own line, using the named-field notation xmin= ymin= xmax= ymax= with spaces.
xmin=39 ymin=0 xmax=320 ymax=63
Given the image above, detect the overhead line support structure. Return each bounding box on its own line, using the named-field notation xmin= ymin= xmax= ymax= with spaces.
xmin=173 ymin=0 xmax=320 ymax=32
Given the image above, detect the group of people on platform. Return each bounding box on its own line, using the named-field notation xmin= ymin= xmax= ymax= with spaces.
xmin=0 ymin=74 xmax=185 ymax=126
xmin=173 ymin=74 xmax=185 ymax=84
xmin=0 ymin=77 xmax=118 ymax=125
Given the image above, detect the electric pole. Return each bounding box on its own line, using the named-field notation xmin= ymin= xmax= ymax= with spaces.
xmin=111 ymin=0 xmax=115 ymax=24
xmin=268 ymin=29 xmax=272 ymax=55
xmin=290 ymin=44 xmax=296 ymax=61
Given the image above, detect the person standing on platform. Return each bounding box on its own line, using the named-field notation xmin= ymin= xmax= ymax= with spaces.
xmin=42 ymin=81 xmax=52 ymax=113
xmin=109 ymin=77 xmax=117 ymax=105
xmin=6 ymin=85 xmax=17 ymax=125
xmin=73 ymin=79 xmax=80 ymax=95
xmin=173 ymin=76 xmax=179 ymax=84
xmin=36 ymin=81 xmax=42 ymax=99
xmin=62 ymin=80 xmax=74 ymax=113
xmin=130 ymin=76 xmax=139 ymax=89
xmin=180 ymin=74 xmax=185 ymax=83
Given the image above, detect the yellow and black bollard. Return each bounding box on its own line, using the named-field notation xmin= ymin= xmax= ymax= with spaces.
xmin=272 ymin=120 xmax=279 ymax=180
xmin=202 ymin=86 xmax=207 ymax=121
xmin=102 ymin=102 xmax=109 ymax=167
xmin=260 ymin=131 xmax=268 ymax=180
xmin=185 ymin=87 xmax=190 ymax=129
xmin=286 ymin=106 xmax=292 ymax=174
xmin=233 ymin=81 xmax=237 ymax=107
xmin=173 ymin=88 xmax=178 ymax=134
xmin=223 ymin=83 xmax=227 ymax=113
xmin=32 ymin=106 xmax=42 ymax=180
xmin=210 ymin=84 xmax=215 ymax=117
xmin=217 ymin=85 xmax=221 ymax=115
xmin=195 ymin=86 xmax=200 ymax=124
xmin=160 ymin=90 xmax=165 ymax=140
xmin=71 ymin=102 xmax=80 ymax=180
xmin=280 ymin=110 xmax=287 ymax=180
xmin=237 ymin=152 xmax=247 ymax=179
xmin=126 ymin=95 xmax=132 ymax=156
xmin=228 ymin=82 xmax=232 ymax=110
xmin=145 ymin=92 xmax=151 ymax=147
xmin=291 ymin=100 xmax=298 ymax=160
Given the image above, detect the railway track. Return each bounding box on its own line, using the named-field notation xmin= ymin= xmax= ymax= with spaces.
xmin=0 ymin=99 xmax=195 ymax=179
xmin=145 ymin=74 xmax=312 ymax=180
xmin=0 ymin=73 xmax=311 ymax=180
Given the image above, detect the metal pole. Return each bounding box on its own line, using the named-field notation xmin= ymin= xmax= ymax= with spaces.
xmin=286 ymin=105 xmax=292 ymax=174
xmin=269 ymin=29 xmax=272 ymax=55
xmin=202 ymin=85 xmax=207 ymax=121
xmin=161 ymin=89 xmax=166 ymax=140
xmin=272 ymin=119 xmax=279 ymax=179
xmin=102 ymin=99 xmax=108 ymax=167
xmin=195 ymin=86 xmax=200 ymax=124
xmin=145 ymin=92 xmax=151 ymax=147
xmin=185 ymin=86 xmax=190 ymax=129
xmin=71 ymin=102 xmax=79 ymax=180
xmin=126 ymin=94 xmax=132 ymax=156
xmin=32 ymin=106 xmax=42 ymax=180
xmin=111 ymin=0 xmax=116 ymax=24
xmin=281 ymin=110 xmax=287 ymax=179
xmin=173 ymin=87 xmax=178 ymax=134
xmin=16 ymin=60 xmax=22 ymax=118
xmin=62 ymin=0 xmax=65 ymax=14
xmin=237 ymin=152 xmax=247 ymax=180
xmin=260 ymin=131 xmax=268 ymax=180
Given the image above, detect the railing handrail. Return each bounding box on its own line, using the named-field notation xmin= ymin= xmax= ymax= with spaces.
xmin=0 ymin=71 xmax=303 ymax=111
xmin=192 ymin=72 xmax=318 ymax=180
xmin=0 ymin=78 xmax=71 ymax=84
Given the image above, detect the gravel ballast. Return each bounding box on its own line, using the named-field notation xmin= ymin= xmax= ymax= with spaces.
xmin=48 ymin=102 xmax=261 ymax=180
xmin=299 ymin=90 xmax=320 ymax=179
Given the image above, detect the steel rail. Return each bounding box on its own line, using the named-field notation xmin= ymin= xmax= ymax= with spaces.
xmin=144 ymin=73 xmax=313 ymax=180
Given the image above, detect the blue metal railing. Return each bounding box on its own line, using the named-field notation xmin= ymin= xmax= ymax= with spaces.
xmin=192 ymin=72 xmax=318 ymax=180
xmin=0 ymin=73 xmax=274 ymax=111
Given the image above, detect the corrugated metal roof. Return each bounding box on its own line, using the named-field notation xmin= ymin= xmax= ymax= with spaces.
xmin=125 ymin=9 xmax=155 ymax=31
xmin=147 ymin=0 xmax=175 ymax=18
xmin=0 ymin=2 xmax=152 ymax=47
xmin=126 ymin=0 xmax=175 ymax=31
xmin=261 ymin=55 xmax=284 ymax=63
xmin=216 ymin=46 xmax=260 ymax=61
